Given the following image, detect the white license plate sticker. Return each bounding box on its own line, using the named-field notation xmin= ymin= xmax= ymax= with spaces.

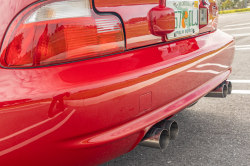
xmin=166 ymin=0 xmax=199 ymax=40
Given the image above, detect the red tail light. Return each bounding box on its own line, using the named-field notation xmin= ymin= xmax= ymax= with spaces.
xmin=0 ymin=0 xmax=125 ymax=67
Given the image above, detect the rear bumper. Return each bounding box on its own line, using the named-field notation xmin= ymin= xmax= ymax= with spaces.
xmin=0 ymin=29 xmax=235 ymax=165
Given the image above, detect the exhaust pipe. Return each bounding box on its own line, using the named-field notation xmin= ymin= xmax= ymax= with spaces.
xmin=226 ymin=81 xmax=232 ymax=94
xmin=205 ymin=83 xmax=228 ymax=98
xmin=154 ymin=120 xmax=179 ymax=140
xmin=138 ymin=120 xmax=179 ymax=149
xmin=139 ymin=127 xmax=170 ymax=149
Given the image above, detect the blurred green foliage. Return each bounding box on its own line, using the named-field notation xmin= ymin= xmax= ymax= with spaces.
xmin=219 ymin=8 xmax=250 ymax=14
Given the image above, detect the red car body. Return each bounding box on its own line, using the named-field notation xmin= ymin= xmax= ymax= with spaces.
xmin=0 ymin=0 xmax=234 ymax=165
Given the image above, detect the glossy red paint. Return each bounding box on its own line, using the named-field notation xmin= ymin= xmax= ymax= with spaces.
xmin=0 ymin=0 xmax=234 ymax=165
xmin=94 ymin=0 xmax=162 ymax=49
xmin=94 ymin=0 xmax=218 ymax=49
xmin=0 ymin=28 xmax=234 ymax=165
xmin=148 ymin=5 xmax=175 ymax=36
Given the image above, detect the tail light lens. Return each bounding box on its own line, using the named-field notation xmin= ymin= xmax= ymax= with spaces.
xmin=199 ymin=0 xmax=209 ymax=29
xmin=0 ymin=0 xmax=125 ymax=67
xmin=200 ymin=8 xmax=208 ymax=25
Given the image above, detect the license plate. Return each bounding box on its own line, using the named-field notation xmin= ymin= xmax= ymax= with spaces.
xmin=166 ymin=0 xmax=199 ymax=40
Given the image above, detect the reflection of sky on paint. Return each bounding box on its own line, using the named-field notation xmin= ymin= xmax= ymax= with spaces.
xmin=0 ymin=68 xmax=64 ymax=101
xmin=0 ymin=109 xmax=75 ymax=157
xmin=0 ymin=109 xmax=67 ymax=142
xmin=0 ymin=31 xmax=232 ymax=103
xmin=98 ymin=4 xmax=157 ymax=21
xmin=0 ymin=53 xmax=135 ymax=102
xmin=83 ymin=43 xmax=233 ymax=106
xmin=196 ymin=63 xmax=228 ymax=68
xmin=0 ymin=67 xmax=83 ymax=103
xmin=187 ymin=70 xmax=220 ymax=74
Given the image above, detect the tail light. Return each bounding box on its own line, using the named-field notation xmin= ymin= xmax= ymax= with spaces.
xmin=200 ymin=8 xmax=208 ymax=25
xmin=199 ymin=0 xmax=209 ymax=29
xmin=0 ymin=0 xmax=125 ymax=67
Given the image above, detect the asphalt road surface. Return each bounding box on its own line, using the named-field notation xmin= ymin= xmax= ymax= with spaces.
xmin=102 ymin=12 xmax=250 ymax=166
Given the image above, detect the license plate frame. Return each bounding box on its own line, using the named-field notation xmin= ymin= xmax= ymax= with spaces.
xmin=166 ymin=0 xmax=199 ymax=40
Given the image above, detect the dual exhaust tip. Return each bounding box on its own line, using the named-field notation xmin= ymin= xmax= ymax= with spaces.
xmin=138 ymin=81 xmax=232 ymax=149
xmin=139 ymin=120 xmax=178 ymax=150
xmin=205 ymin=80 xmax=232 ymax=98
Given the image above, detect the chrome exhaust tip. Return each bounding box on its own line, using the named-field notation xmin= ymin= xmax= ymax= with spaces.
xmin=138 ymin=127 xmax=170 ymax=149
xmin=155 ymin=120 xmax=179 ymax=140
xmin=168 ymin=121 xmax=179 ymax=140
xmin=226 ymin=81 xmax=232 ymax=94
xmin=205 ymin=83 xmax=228 ymax=98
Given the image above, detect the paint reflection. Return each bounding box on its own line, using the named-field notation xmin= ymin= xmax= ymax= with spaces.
xmin=48 ymin=92 xmax=70 ymax=118
xmin=159 ymin=38 xmax=199 ymax=60
xmin=0 ymin=109 xmax=75 ymax=157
